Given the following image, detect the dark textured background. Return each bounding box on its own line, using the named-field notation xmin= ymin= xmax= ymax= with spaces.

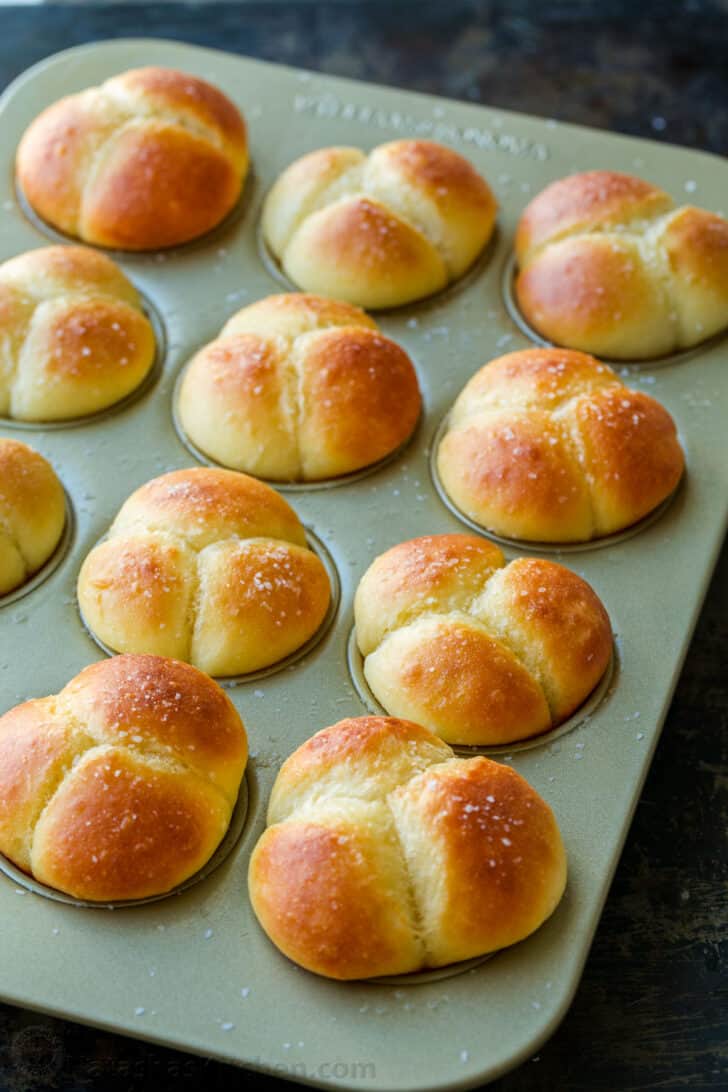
xmin=0 ymin=3 xmax=726 ymax=1090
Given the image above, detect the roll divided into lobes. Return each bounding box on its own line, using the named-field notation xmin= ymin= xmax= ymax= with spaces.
xmin=16 ymin=67 xmax=249 ymax=250
xmin=0 ymin=655 xmax=248 ymax=901
xmin=77 ymin=468 xmax=331 ymax=676
xmin=515 ymin=170 xmax=728 ymax=359
xmin=0 ymin=438 xmax=66 ymax=595
xmin=262 ymin=140 xmax=497 ymax=309
xmin=354 ymin=534 xmax=612 ymax=746
xmin=249 ymin=716 xmax=567 ymax=979
xmin=0 ymin=246 xmax=156 ymax=420
xmin=437 ymin=348 xmax=684 ymax=543
xmin=177 ymin=293 xmax=421 ymax=481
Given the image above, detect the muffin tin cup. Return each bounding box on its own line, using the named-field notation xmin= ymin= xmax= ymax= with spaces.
xmin=368 ymin=954 xmax=493 ymax=987
xmin=429 ymin=411 xmax=685 ymax=555
xmin=500 ymin=250 xmax=728 ymax=370
xmin=0 ymin=38 xmax=726 ymax=1092
xmin=0 ymin=773 xmax=251 ymax=909
xmin=0 ymin=290 xmax=167 ymax=432
xmin=346 ymin=625 xmax=618 ymax=756
xmin=76 ymin=527 xmax=341 ymax=686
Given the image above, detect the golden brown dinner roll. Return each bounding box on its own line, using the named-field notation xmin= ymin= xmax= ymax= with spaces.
xmin=0 ymin=246 xmax=156 ymax=420
xmin=249 ymin=715 xmax=566 ymax=979
xmin=515 ymin=170 xmax=728 ymax=358
xmin=354 ymin=534 xmax=612 ymax=746
xmin=0 ymin=654 xmax=248 ymax=901
xmin=437 ymin=348 xmax=684 ymax=542
xmin=177 ymin=293 xmax=421 ymax=480
xmin=262 ymin=140 xmax=497 ymax=308
xmin=16 ymin=67 xmax=248 ymax=250
xmin=0 ymin=438 xmax=65 ymax=595
xmin=77 ymin=467 xmax=331 ymax=676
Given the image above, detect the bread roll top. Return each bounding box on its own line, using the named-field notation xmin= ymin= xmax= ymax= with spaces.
xmin=77 ymin=468 xmax=331 ymax=676
xmin=515 ymin=170 xmax=673 ymax=262
xmin=0 ymin=245 xmax=155 ymax=420
xmin=515 ymin=170 xmax=728 ymax=357
xmin=262 ymin=140 xmax=497 ymax=308
xmin=0 ymin=654 xmax=247 ymax=901
xmin=178 ymin=293 xmax=421 ymax=481
xmin=17 ymin=67 xmax=248 ymax=250
xmin=437 ymin=348 xmax=684 ymax=542
xmin=249 ymin=716 xmax=566 ymax=978
xmin=355 ymin=533 xmax=612 ymax=745
xmin=109 ymin=467 xmax=307 ymax=550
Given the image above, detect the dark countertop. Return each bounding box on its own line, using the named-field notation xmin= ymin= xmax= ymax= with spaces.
xmin=0 ymin=3 xmax=726 ymax=1091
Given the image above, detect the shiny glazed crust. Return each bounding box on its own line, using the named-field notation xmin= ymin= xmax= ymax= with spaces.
xmin=437 ymin=348 xmax=684 ymax=541
xmin=0 ymin=246 xmax=156 ymax=420
xmin=262 ymin=140 xmax=497 ymax=308
xmin=77 ymin=468 xmax=331 ymax=676
xmin=354 ymin=534 xmax=612 ymax=745
xmin=0 ymin=437 xmax=66 ymax=594
xmin=248 ymin=715 xmax=567 ymax=979
xmin=16 ymin=67 xmax=249 ymax=250
xmin=515 ymin=170 xmax=728 ymax=358
xmin=0 ymin=654 xmax=248 ymax=900
xmin=177 ymin=293 xmax=421 ymax=480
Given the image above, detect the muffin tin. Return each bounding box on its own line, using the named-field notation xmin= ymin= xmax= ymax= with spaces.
xmin=0 ymin=38 xmax=726 ymax=1091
